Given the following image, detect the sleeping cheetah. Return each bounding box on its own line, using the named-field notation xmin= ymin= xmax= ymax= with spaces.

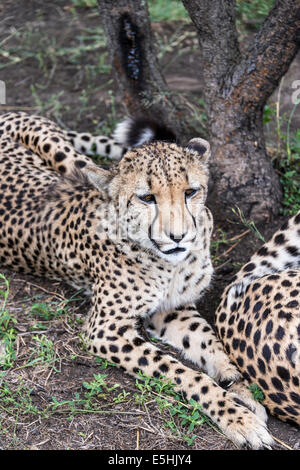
xmin=214 ymin=212 xmax=300 ymax=426
xmin=0 ymin=111 xmax=273 ymax=449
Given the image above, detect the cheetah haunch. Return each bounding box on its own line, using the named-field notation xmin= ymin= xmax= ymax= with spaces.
xmin=0 ymin=112 xmax=273 ymax=449
xmin=215 ymin=212 xmax=300 ymax=426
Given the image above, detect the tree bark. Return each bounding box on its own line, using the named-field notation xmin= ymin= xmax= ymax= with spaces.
xmin=97 ymin=0 xmax=203 ymax=139
xmin=182 ymin=0 xmax=300 ymax=222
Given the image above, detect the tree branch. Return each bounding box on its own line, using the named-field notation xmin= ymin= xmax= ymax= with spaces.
xmin=227 ymin=0 xmax=300 ymax=109
xmin=182 ymin=0 xmax=241 ymax=100
xmin=183 ymin=0 xmax=299 ymax=112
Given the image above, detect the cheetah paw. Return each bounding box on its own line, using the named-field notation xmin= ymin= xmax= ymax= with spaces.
xmin=222 ymin=410 xmax=273 ymax=449
xmin=206 ymin=354 xmax=242 ymax=385
xmin=229 ymin=381 xmax=268 ymax=424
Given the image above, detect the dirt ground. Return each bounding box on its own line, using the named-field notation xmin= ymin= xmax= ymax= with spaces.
xmin=0 ymin=0 xmax=299 ymax=451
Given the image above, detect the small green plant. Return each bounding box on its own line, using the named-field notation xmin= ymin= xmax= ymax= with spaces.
xmin=82 ymin=373 xmax=119 ymax=399
xmin=50 ymin=374 xmax=127 ymax=417
xmin=30 ymin=302 xmax=58 ymax=321
xmin=95 ymin=356 xmax=117 ymax=369
xmin=0 ymin=378 xmax=41 ymax=417
xmin=0 ymin=329 xmax=17 ymax=369
xmin=0 ymin=274 xmax=10 ymax=312
xmin=113 ymin=389 xmax=131 ymax=404
xmin=165 ymin=398 xmax=208 ymax=446
xmin=232 ymin=207 xmax=266 ymax=243
xmin=30 ymin=290 xmax=84 ymax=326
xmin=134 ymin=371 xmax=178 ymax=406
xmin=210 ymin=228 xmax=231 ymax=264
xmin=249 ymin=383 xmax=265 ymax=404
xmin=279 ymin=163 xmax=300 ymax=216
xmin=263 ymin=103 xmax=277 ymax=126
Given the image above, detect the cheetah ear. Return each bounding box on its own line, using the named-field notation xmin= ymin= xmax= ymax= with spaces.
xmin=186 ymin=138 xmax=210 ymax=163
xmin=85 ymin=165 xmax=114 ymax=191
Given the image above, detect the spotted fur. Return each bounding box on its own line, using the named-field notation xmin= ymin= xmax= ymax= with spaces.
xmin=215 ymin=212 xmax=300 ymax=426
xmin=64 ymin=116 xmax=175 ymax=160
xmin=64 ymin=130 xmax=125 ymax=160
xmin=0 ymin=111 xmax=274 ymax=449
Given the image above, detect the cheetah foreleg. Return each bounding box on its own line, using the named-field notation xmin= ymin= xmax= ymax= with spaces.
xmin=146 ymin=305 xmax=268 ymax=424
xmin=85 ymin=312 xmax=273 ymax=449
xmin=146 ymin=304 xmax=241 ymax=384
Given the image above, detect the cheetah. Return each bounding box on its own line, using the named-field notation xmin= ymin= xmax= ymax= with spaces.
xmin=0 ymin=111 xmax=273 ymax=449
xmin=214 ymin=212 xmax=300 ymax=426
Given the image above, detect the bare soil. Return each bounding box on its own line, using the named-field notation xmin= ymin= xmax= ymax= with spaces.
xmin=0 ymin=0 xmax=299 ymax=451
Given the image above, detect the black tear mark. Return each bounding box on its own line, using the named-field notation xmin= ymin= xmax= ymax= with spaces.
xmin=119 ymin=13 xmax=143 ymax=87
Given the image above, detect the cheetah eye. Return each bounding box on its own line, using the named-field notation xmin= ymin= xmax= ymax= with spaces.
xmin=185 ymin=188 xmax=199 ymax=199
xmin=137 ymin=194 xmax=156 ymax=204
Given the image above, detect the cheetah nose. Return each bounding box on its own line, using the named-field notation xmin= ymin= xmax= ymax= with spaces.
xmin=169 ymin=232 xmax=186 ymax=242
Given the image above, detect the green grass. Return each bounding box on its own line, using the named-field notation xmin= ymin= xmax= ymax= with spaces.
xmin=22 ymin=334 xmax=60 ymax=371
xmin=70 ymin=0 xmax=276 ymax=26
xmin=0 ymin=24 xmax=109 ymax=73
xmin=70 ymin=0 xmax=189 ymax=22
xmin=148 ymin=0 xmax=189 ymax=22
xmin=0 ymin=357 xmax=217 ymax=448
xmin=133 ymin=371 xmax=217 ymax=446
xmin=0 ymin=274 xmax=17 ymax=369
xmin=236 ymin=0 xmax=276 ymax=29
xmin=279 ymin=136 xmax=300 ymax=216
xmin=0 ymin=376 xmax=41 ymax=416
xmin=0 ymin=19 xmax=112 ymax=130
xmin=264 ymin=96 xmax=300 ymax=216
xmin=0 ymin=273 xmax=218 ymax=448
xmin=70 ymin=0 xmax=98 ymax=7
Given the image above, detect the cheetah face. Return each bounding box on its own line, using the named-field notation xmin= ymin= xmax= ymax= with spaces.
xmin=125 ymin=179 xmax=208 ymax=263
xmin=87 ymin=139 xmax=211 ymax=263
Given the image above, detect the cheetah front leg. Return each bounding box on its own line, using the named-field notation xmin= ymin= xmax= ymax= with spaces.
xmin=146 ymin=304 xmax=268 ymax=423
xmin=146 ymin=304 xmax=240 ymax=384
xmin=84 ymin=303 xmax=273 ymax=449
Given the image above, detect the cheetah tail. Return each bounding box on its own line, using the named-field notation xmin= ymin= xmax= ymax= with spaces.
xmin=112 ymin=116 xmax=176 ymax=148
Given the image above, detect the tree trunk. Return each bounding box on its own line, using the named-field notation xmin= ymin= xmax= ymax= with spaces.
xmin=182 ymin=0 xmax=299 ymax=222
xmin=97 ymin=0 xmax=203 ymax=139
xmin=99 ymin=0 xmax=300 ymax=222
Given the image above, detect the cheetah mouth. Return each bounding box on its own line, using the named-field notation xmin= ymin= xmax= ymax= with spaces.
xmin=161 ymin=247 xmax=186 ymax=255
xmin=150 ymin=238 xmax=187 ymax=258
